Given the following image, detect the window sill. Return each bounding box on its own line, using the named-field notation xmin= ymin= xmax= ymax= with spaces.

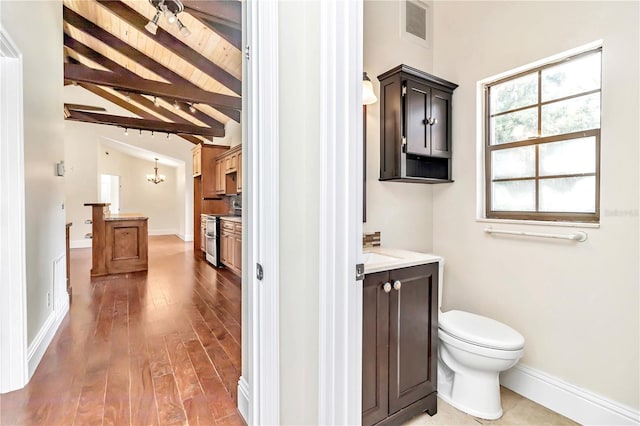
xmin=476 ymin=217 xmax=600 ymax=229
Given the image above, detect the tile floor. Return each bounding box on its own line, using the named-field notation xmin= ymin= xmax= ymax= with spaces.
xmin=404 ymin=387 xmax=578 ymax=425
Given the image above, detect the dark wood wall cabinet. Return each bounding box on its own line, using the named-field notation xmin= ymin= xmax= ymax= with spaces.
xmin=362 ymin=263 xmax=439 ymax=426
xmin=378 ymin=65 xmax=458 ymax=183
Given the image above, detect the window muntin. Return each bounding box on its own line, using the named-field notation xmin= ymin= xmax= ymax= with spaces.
xmin=485 ymin=48 xmax=601 ymax=222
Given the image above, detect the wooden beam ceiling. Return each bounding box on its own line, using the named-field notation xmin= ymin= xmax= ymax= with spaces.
xmin=186 ymin=9 xmax=241 ymax=50
xmin=182 ymin=0 xmax=241 ymax=28
xmin=78 ymin=84 xmax=203 ymax=144
xmin=94 ymin=0 xmax=241 ymax=95
xmin=64 ymin=63 xmax=241 ymax=110
xmin=63 ymin=6 xmax=240 ymax=122
xmin=66 ymin=109 xmax=225 ymax=137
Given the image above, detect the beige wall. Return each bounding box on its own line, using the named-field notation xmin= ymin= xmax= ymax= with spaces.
xmin=278 ymin=1 xmax=320 ymax=423
xmin=363 ymin=0 xmax=436 ymax=252
xmin=63 ymin=85 xmax=194 ymax=242
xmin=432 ymin=1 xmax=639 ymax=408
xmin=1 ymin=1 xmax=66 ymax=345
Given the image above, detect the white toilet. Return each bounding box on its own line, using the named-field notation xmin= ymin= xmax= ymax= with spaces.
xmin=436 ymin=265 xmax=525 ymax=420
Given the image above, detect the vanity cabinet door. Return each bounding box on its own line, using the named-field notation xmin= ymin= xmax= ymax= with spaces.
xmin=362 ymin=271 xmax=389 ymax=426
xmin=388 ymin=263 xmax=439 ymax=415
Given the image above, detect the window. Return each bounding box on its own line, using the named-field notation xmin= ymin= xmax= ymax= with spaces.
xmin=485 ymin=48 xmax=601 ymax=222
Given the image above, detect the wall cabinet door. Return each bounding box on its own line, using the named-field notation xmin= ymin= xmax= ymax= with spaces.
xmin=405 ymin=81 xmax=452 ymax=159
xmin=362 ymin=263 xmax=438 ymax=425
xmin=216 ymin=159 xmax=225 ymax=194
xmin=429 ymin=89 xmax=452 ymax=159
xmin=192 ymin=145 xmax=202 ymax=177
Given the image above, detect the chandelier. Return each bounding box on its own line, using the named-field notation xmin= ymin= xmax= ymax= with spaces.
xmin=147 ymin=158 xmax=166 ymax=184
xmin=145 ymin=0 xmax=191 ymax=37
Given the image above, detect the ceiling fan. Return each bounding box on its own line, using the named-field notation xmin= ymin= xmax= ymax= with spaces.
xmin=145 ymin=0 xmax=191 ymax=37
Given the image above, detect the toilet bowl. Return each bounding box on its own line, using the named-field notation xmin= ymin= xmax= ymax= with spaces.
xmin=437 ymin=309 xmax=524 ymax=420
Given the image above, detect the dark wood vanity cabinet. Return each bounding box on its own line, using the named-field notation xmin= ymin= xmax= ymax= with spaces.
xmin=362 ymin=263 xmax=439 ymax=426
xmin=378 ymin=65 xmax=457 ymax=183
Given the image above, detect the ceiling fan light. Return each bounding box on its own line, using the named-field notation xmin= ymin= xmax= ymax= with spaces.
xmin=188 ymin=103 xmax=196 ymax=113
xmin=145 ymin=12 xmax=160 ymax=35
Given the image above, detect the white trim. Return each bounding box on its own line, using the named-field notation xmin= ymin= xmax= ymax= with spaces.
xmin=176 ymin=233 xmax=193 ymax=242
xmin=70 ymin=239 xmax=92 ymax=249
xmin=0 ymin=25 xmax=28 ymax=394
xmin=501 ymin=364 xmax=640 ymax=425
xmin=239 ymin=1 xmax=280 ymax=425
xmin=317 ymin=1 xmax=364 ymax=424
xmin=237 ymin=376 xmax=250 ymax=421
xmin=26 ymin=300 xmax=69 ymax=378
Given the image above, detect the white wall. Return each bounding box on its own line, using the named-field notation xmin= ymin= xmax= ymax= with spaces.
xmin=278 ymin=1 xmax=320 ymax=423
xmin=97 ymin=147 xmax=179 ymax=233
xmin=1 ymin=1 xmax=66 ymax=346
xmin=363 ymin=0 xmax=435 ymax=252
xmin=63 ymin=85 xmax=194 ymax=243
xmin=432 ymin=1 xmax=639 ymax=409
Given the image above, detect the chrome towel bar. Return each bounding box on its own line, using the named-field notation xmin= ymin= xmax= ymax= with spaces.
xmin=484 ymin=227 xmax=587 ymax=242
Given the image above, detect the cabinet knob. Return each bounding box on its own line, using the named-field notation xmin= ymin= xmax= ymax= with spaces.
xmin=429 ymin=117 xmax=438 ymax=126
xmin=383 ymin=282 xmax=392 ymax=293
xmin=393 ymin=280 xmax=402 ymax=291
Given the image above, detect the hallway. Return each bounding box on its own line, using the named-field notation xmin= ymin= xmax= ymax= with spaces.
xmin=1 ymin=235 xmax=244 ymax=426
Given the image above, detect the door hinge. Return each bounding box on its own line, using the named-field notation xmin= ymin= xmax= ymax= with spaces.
xmin=356 ymin=263 xmax=365 ymax=281
xmin=256 ymin=263 xmax=264 ymax=280
xmin=402 ymin=85 xmax=407 ymax=96
xmin=402 ymin=136 xmax=407 ymax=152
xmin=245 ymin=45 xmax=250 ymax=60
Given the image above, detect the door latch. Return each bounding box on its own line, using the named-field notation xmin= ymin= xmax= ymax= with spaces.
xmin=356 ymin=263 xmax=365 ymax=281
xmin=256 ymin=263 xmax=264 ymax=280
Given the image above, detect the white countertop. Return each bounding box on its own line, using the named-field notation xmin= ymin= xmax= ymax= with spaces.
xmin=363 ymin=247 xmax=442 ymax=274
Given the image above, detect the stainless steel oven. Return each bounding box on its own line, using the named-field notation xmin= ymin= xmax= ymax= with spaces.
xmin=204 ymin=215 xmax=220 ymax=266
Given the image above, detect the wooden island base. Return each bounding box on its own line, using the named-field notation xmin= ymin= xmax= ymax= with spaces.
xmin=85 ymin=203 xmax=148 ymax=277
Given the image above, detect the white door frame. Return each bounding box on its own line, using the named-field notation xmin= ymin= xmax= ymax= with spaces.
xmin=317 ymin=0 xmax=364 ymax=424
xmin=0 ymin=25 xmax=28 ymax=394
xmin=238 ymin=0 xmax=280 ymax=424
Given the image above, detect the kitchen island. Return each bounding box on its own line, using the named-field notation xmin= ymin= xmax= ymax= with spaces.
xmin=84 ymin=203 xmax=148 ymax=277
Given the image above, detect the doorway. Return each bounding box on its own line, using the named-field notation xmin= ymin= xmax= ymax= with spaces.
xmin=99 ymin=174 xmax=120 ymax=213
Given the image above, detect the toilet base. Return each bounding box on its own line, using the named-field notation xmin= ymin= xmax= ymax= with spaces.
xmin=438 ymin=361 xmax=504 ymax=420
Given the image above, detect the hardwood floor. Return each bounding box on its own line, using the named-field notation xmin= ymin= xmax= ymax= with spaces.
xmin=1 ymin=235 xmax=244 ymax=426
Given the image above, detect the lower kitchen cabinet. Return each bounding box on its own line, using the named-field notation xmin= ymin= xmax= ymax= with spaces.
xmin=362 ymin=263 xmax=439 ymax=426
xmin=220 ymin=219 xmax=242 ymax=276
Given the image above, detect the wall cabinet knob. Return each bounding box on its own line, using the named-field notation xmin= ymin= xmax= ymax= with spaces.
xmin=383 ymin=282 xmax=392 ymax=293
xmin=429 ymin=117 xmax=438 ymax=125
xmin=393 ymin=280 xmax=402 ymax=291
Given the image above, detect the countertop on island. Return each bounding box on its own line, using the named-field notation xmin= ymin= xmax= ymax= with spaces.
xmin=104 ymin=213 xmax=148 ymax=221
xmin=363 ymin=246 xmax=442 ymax=274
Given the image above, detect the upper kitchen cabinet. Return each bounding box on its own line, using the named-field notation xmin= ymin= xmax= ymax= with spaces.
xmin=216 ymin=145 xmax=242 ymax=195
xmin=378 ymin=65 xmax=458 ymax=183
xmin=192 ymin=144 xmax=229 ymax=198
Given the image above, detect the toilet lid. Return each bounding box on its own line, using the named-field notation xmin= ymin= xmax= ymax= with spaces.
xmin=439 ymin=310 xmax=525 ymax=350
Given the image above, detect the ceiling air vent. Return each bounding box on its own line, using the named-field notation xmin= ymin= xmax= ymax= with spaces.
xmin=405 ymin=0 xmax=428 ymax=41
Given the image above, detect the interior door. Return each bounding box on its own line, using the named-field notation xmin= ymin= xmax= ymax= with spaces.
xmin=388 ymin=263 xmax=438 ymax=415
xmin=404 ymin=80 xmax=430 ymax=157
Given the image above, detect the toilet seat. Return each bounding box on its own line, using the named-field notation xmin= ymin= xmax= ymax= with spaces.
xmin=440 ymin=310 xmax=525 ymax=351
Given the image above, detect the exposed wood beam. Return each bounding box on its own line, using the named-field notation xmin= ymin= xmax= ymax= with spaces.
xmin=63 ymin=7 xmax=240 ymax=122
xmin=94 ymin=0 xmax=241 ymax=96
xmin=64 ymin=34 xmax=226 ymax=130
xmin=65 ymin=63 xmax=241 ymax=110
xmin=64 ymin=103 xmax=106 ymax=112
xmin=182 ymin=0 xmax=241 ymax=28
xmin=65 ymin=110 xmax=224 ymax=137
xmin=186 ymin=9 xmax=241 ymax=50
xmin=77 ymin=84 xmax=204 ymax=144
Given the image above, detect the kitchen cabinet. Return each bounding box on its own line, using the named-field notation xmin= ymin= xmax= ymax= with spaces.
xmin=192 ymin=144 xmax=202 ymax=177
xmin=362 ymin=263 xmax=439 ymax=426
xmin=220 ymin=219 xmax=241 ymax=276
xmin=214 ymin=145 xmax=242 ymax=195
xmin=377 ymin=65 xmax=457 ymax=183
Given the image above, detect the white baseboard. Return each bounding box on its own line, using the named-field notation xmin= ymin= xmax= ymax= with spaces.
xmin=27 ymin=300 xmax=69 ymax=378
xmin=501 ymin=363 xmax=640 ymax=425
xmin=70 ymin=239 xmax=92 ymax=249
xmin=148 ymin=228 xmax=178 ymax=236
xmin=177 ymin=233 xmax=193 ymax=242
xmin=238 ymin=375 xmax=250 ymax=423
